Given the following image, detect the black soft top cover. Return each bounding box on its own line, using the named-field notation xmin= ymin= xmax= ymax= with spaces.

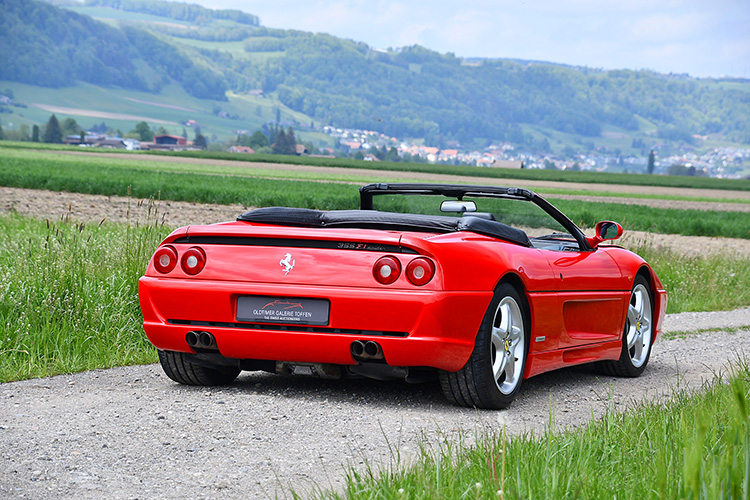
xmin=237 ymin=207 xmax=531 ymax=247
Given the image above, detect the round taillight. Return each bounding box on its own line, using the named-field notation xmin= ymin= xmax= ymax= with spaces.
xmin=406 ymin=257 xmax=435 ymax=286
xmin=373 ymin=256 xmax=401 ymax=285
xmin=180 ymin=247 xmax=206 ymax=275
xmin=153 ymin=245 xmax=178 ymax=274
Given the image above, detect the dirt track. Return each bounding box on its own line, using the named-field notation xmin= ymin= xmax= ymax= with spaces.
xmin=2 ymin=186 xmax=749 ymax=258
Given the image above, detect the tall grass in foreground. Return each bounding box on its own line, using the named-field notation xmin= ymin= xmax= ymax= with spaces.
xmin=0 ymin=204 xmax=170 ymax=382
xmin=313 ymin=363 xmax=750 ymax=500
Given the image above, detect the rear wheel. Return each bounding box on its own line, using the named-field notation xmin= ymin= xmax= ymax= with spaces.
xmin=158 ymin=350 xmax=241 ymax=386
xmin=440 ymin=282 xmax=529 ymax=409
xmin=598 ymin=275 xmax=654 ymax=377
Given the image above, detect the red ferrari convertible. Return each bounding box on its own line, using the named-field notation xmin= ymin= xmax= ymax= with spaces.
xmin=139 ymin=183 xmax=667 ymax=409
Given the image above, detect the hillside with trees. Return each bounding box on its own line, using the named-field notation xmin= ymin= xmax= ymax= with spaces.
xmin=0 ymin=0 xmax=228 ymax=99
xmin=1 ymin=0 xmax=749 ymax=151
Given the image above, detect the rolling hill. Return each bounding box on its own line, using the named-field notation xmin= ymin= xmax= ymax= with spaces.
xmin=1 ymin=0 xmax=749 ymax=155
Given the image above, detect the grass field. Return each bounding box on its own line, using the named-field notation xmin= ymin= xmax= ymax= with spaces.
xmin=1 ymin=147 xmax=749 ymax=239
xmin=0 ymin=209 xmax=169 ymax=382
xmin=0 ymin=80 xmax=318 ymax=143
xmin=156 ymin=149 xmax=750 ymax=192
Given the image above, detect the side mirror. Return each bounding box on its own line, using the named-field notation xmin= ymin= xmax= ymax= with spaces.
xmin=586 ymin=221 xmax=623 ymax=248
xmin=440 ymin=200 xmax=477 ymax=213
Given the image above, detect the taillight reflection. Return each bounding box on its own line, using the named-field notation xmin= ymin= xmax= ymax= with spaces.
xmin=181 ymin=247 xmax=206 ymax=275
xmin=406 ymin=257 xmax=435 ymax=286
xmin=153 ymin=246 xmax=178 ymax=274
xmin=373 ymin=256 xmax=401 ymax=285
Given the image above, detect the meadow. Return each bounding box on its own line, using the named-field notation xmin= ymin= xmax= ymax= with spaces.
xmin=1 ymin=146 xmax=749 ymax=239
xmin=1 ymin=143 xmax=749 ymax=498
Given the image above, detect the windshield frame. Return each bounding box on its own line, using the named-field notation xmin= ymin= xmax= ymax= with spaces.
xmin=359 ymin=183 xmax=592 ymax=251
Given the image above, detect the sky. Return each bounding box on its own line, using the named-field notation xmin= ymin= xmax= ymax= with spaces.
xmin=193 ymin=0 xmax=750 ymax=79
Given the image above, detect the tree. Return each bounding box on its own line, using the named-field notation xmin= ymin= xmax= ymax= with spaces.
xmin=271 ymin=129 xmax=288 ymax=154
xmin=285 ymin=126 xmax=297 ymax=153
xmin=250 ymin=130 xmax=269 ymax=148
xmin=60 ymin=118 xmax=81 ymax=137
xmin=647 ymin=150 xmax=655 ymax=174
xmin=0 ymin=124 xmax=3 ymax=141
xmin=31 ymin=125 xmax=40 ymax=142
xmin=43 ymin=114 xmax=62 ymax=143
xmin=132 ymin=121 xmax=154 ymax=142
xmin=194 ymin=134 xmax=207 ymax=149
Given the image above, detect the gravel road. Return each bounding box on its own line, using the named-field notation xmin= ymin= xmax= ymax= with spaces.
xmin=2 ymin=310 xmax=750 ymax=500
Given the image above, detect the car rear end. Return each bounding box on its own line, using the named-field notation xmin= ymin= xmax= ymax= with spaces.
xmin=138 ymin=221 xmax=492 ymax=374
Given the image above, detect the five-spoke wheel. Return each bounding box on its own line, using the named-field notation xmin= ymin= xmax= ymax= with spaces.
xmin=490 ymin=295 xmax=526 ymax=395
xmin=599 ymin=274 xmax=654 ymax=377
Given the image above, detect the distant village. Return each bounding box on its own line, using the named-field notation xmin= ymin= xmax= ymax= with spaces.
xmin=320 ymin=126 xmax=750 ymax=179
xmin=59 ymin=123 xmax=750 ymax=179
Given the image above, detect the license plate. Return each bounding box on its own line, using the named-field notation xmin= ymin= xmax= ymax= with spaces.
xmin=236 ymin=296 xmax=330 ymax=326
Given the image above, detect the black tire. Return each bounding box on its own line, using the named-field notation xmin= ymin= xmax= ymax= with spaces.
xmin=158 ymin=350 xmax=241 ymax=386
xmin=440 ymin=282 xmax=530 ymax=409
xmin=597 ymin=275 xmax=654 ymax=377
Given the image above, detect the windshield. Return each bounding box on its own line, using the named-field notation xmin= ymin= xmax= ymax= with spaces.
xmin=370 ymin=193 xmax=572 ymax=238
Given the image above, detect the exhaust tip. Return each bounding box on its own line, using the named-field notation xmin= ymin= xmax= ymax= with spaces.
xmin=199 ymin=331 xmax=215 ymax=348
xmin=351 ymin=340 xmax=365 ymax=357
xmin=364 ymin=341 xmax=382 ymax=358
xmin=185 ymin=331 xmax=199 ymax=346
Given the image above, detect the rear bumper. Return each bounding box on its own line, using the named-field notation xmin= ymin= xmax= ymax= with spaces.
xmin=139 ymin=277 xmax=492 ymax=372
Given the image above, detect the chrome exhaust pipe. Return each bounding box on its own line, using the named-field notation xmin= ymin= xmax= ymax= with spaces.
xmin=350 ymin=340 xmax=365 ymax=357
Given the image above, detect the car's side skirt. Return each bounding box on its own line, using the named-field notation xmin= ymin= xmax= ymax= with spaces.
xmin=524 ymin=340 xmax=622 ymax=379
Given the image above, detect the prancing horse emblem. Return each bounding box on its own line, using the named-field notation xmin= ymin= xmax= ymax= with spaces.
xmin=279 ymin=253 xmax=295 ymax=275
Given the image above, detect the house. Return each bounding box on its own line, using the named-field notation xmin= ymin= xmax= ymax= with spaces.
xmin=94 ymin=138 xmax=130 ymax=149
xmin=363 ymin=154 xmax=380 ymax=162
xmin=154 ymin=135 xmax=188 ymax=146
xmin=492 ymin=160 xmax=524 ymax=169
xmin=227 ymin=146 xmax=255 ymax=154
xmin=295 ymin=144 xmax=308 ymax=155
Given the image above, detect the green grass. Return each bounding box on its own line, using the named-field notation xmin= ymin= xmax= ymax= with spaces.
xmin=314 ymin=363 xmax=750 ymax=500
xmin=0 ymin=79 xmax=297 ymax=140
xmin=0 ymin=207 xmax=170 ymax=382
xmin=155 ymin=149 xmax=750 ymax=192
xmin=631 ymin=242 xmax=750 ymax=313
xmin=1 ymin=147 xmax=749 ymax=239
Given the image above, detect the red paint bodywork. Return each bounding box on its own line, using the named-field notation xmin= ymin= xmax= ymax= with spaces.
xmin=139 ymin=218 xmax=667 ymax=380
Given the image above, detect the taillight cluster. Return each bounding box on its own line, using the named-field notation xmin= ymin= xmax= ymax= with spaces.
xmin=373 ymin=256 xmax=435 ymax=286
xmin=153 ymin=245 xmax=206 ymax=275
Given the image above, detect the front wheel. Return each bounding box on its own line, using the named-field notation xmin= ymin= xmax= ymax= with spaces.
xmin=599 ymin=275 xmax=654 ymax=377
xmin=158 ymin=350 xmax=241 ymax=386
xmin=440 ymin=282 xmax=529 ymax=409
